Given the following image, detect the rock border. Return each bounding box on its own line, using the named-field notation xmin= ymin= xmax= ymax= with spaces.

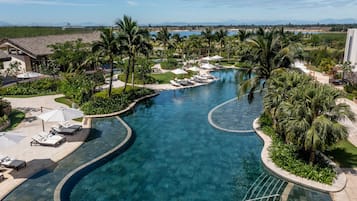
xmin=253 ymin=118 xmax=347 ymax=193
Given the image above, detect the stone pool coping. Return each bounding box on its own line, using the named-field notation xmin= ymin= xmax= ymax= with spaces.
xmin=84 ymin=92 xmax=159 ymax=118
xmin=53 ymin=116 xmax=132 ymax=201
xmin=253 ymin=118 xmax=347 ymax=193
xmin=53 ymin=92 xmax=160 ymax=201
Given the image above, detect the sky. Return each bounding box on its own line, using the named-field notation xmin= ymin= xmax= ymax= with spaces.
xmin=0 ymin=0 xmax=356 ymax=25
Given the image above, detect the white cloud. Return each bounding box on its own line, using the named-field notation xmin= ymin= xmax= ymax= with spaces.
xmin=127 ymin=1 xmax=138 ymax=6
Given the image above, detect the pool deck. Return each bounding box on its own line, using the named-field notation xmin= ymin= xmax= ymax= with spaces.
xmin=0 ymin=95 xmax=91 ymax=200
xmin=0 ymin=69 xmax=220 ymax=200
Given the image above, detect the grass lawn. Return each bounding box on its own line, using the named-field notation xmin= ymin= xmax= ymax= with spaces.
xmin=151 ymin=72 xmax=193 ymax=84
xmin=5 ymin=110 xmax=25 ymax=131
xmin=54 ymin=96 xmax=82 ymax=122
xmin=326 ymin=140 xmax=357 ymax=168
xmin=55 ymin=96 xmax=74 ymax=107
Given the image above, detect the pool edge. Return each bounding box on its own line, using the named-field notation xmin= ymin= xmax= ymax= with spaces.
xmin=252 ymin=118 xmax=348 ymax=194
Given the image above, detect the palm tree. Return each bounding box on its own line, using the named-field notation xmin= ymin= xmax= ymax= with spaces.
xmin=264 ymin=70 xmax=312 ymax=136
xmin=264 ymin=71 xmax=355 ymax=164
xmin=156 ymin=27 xmax=171 ymax=59
xmin=285 ymin=83 xmax=355 ymax=164
xmin=92 ymin=28 xmax=119 ymax=97
xmin=201 ymin=27 xmax=214 ymax=56
xmin=239 ymin=28 xmax=297 ymax=103
xmin=116 ymin=15 xmax=152 ymax=91
xmin=237 ymin=29 xmax=250 ymax=42
xmin=215 ymin=29 xmax=228 ymax=55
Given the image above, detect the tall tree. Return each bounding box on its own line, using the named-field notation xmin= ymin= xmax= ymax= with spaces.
xmin=116 ymin=15 xmax=152 ymax=90
xmin=156 ymin=27 xmax=171 ymax=59
xmin=264 ymin=71 xmax=355 ymax=164
xmin=215 ymin=29 xmax=228 ymax=55
xmin=201 ymin=27 xmax=214 ymax=56
xmin=237 ymin=29 xmax=250 ymax=42
xmin=286 ymin=83 xmax=354 ymax=164
xmin=239 ymin=28 xmax=297 ymax=103
xmin=92 ymin=28 xmax=119 ymax=97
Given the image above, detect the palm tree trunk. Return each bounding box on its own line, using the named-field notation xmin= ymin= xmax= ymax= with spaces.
xmin=309 ymin=149 xmax=316 ymax=165
xmin=123 ymin=60 xmax=130 ymax=92
xmin=131 ymin=56 xmax=136 ymax=88
xmin=108 ymin=59 xmax=114 ymax=97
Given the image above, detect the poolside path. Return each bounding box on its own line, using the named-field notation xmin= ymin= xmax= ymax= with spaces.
xmin=0 ymin=94 xmax=90 ymax=200
xmin=295 ymin=62 xmax=357 ymax=201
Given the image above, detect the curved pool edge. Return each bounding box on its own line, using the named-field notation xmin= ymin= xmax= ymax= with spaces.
xmin=252 ymin=118 xmax=347 ymax=194
xmin=208 ymin=97 xmax=255 ymax=133
xmin=0 ymin=118 xmax=92 ymax=201
xmin=84 ymin=92 xmax=160 ymax=118
xmin=53 ymin=117 xmax=133 ymax=201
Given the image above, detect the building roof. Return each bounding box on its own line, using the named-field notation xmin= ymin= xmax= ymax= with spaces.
xmin=0 ymin=32 xmax=101 ymax=59
xmin=0 ymin=51 xmax=10 ymax=61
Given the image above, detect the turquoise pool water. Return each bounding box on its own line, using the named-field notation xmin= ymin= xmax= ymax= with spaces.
xmin=4 ymin=69 xmax=332 ymax=201
xmin=70 ymin=70 xmax=265 ymax=201
xmin=3 ymin=117 xmax=128 ymax=201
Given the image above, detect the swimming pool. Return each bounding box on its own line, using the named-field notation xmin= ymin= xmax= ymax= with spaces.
xmin=4 ymin=69 xmax=332 ymax=201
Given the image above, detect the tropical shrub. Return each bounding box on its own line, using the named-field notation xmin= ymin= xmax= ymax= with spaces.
xmin=260 ymin=117 xmax=336 ymax=184
xmin=81 ymin=88 xmax=154 ymax=115
xmin=59 ymin=72 xmax=104 ymax=104
xmin=0 ymin=78 xmax=60 ymax=96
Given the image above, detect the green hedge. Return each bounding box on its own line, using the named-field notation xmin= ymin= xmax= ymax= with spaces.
xmin=0 ymin=78 xmax=60 ymax=96
xmin=81 ymin=88 xmax=154 ymax=115
xmin=259 ymin=116 xmax=336 ymax=185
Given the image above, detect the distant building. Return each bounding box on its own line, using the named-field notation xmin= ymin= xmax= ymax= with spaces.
xmin=344 ymin=29 xmax=357 ymax=72
xmin=0 ymin=32 xmax=100 ymax=75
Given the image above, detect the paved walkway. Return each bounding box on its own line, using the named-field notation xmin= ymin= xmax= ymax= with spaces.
xmin=0 ymin=68 xmax=219 ymax=199
xmin=295 ymin=62 xmax=357 ymax=201
xmin=0 ymin=95 xmax=89 ymax=200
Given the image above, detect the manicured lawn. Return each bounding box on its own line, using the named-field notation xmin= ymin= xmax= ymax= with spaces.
xmin=151 ymin=72 xmax=193 ymax=84
xmin=5 ymin=110 xmax=25 ymax=131
xmin=327 ymin=140 xmax=357 ymax=168
xmin=93 ymin=85 xmax=141 ymax=98
xmin=55 ymin=96 xmax=74 ymax=107
xmin=54 ymin=96 xmax=82 ymax=122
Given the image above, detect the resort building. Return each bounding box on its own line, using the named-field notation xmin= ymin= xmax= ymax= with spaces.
xmin=0 ymin=32 xmax=100 ymax=75
xmin=344 ymin=28 xmax=357 ymax=71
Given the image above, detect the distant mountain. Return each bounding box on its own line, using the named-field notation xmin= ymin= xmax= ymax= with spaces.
xmin=1 ymin=18 xmax=357 ymax=27
xmin=153 ymin=18 xmax=357 ymax=26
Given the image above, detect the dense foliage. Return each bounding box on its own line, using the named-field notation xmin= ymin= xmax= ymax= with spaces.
xmin=59 ymin=72 xmax=104 ymax=104
xmin=49 ymin=39 xmax=92 ymax=72
xmin=259 ymin=116 xmax=336 ymax=184
xmin=0 ymin=78 xmax=60 ymax=96
xmin=81 ymin=88 xmax=154 ymax=115
xmin=0 ymin=98 xmax=11 ymax=128
xmin=264 ymin=70 xmax=354 ymax=164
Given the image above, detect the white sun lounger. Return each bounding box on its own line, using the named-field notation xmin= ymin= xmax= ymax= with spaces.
xmin=30 ymin=132 xmax=66 ymax=147
xmin=170 ymin=80 xmax=181 ymax=87
xmin=59 ymin=121 xmax=82 ymax=131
